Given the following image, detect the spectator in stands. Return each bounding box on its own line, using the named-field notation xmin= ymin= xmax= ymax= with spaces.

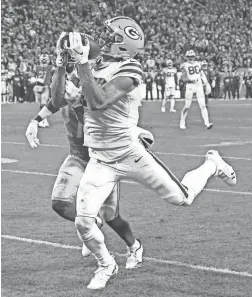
xmin=1 ymin=0 xmax=252 ymax=101
xmin=145 ymin=73 xmax=154 ymax=101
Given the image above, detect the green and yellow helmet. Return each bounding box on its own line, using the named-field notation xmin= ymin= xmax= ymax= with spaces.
xmin=95 ymin=16 xmax=145 ymax=59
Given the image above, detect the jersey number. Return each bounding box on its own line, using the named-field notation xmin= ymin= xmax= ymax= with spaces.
xmin=38 ymin=70 xmax=46 ymax=79
xmin=188 ymin=66 xmax=200 ymax=75
xmin=166 ymin=72 xmax=174 ymax=77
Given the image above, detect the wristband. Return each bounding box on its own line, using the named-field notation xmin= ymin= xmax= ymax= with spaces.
xmin=33 ymin=115 xmax=42 ymax=123
xmin=47 ymin=100 xmax=59 ymax=114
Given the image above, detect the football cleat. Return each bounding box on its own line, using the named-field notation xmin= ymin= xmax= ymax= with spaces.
xmin=205 ymin=150 xmax=237 ymax=186
xmin=161 ymin=107 xmax=166 ymax=112
xmin=125 ymin=239 xmax=143 ymax=269
xmin=170 ymin=109 xmax=176 ymax=113
xmin=87 ymin=258 xmax=118 ymax=290
xmin=206 ymin=123 xmax=213 ymax=129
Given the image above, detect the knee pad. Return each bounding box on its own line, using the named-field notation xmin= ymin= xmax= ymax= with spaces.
xmin=52 ymin=200 xmax=75 ymax=222
xmin=75 ymin=216 xmax=96 ymax=236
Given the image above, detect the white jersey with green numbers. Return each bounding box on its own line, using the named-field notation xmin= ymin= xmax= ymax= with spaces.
xmin=83 ymin=58 xmax=144 ymax=162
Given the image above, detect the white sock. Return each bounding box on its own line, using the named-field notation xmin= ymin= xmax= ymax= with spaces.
xmin=170 ymin=98 xmax=175 ymax=110
xmin=79 ymin=224 xmax=113 ymax=266
xmin=201 ymin=107 xmax=210 ymax=126
xmin=129 ymin=239 xmax=140 ymax=251
xmin=181 ymin=160 xmax=216 ymax=204
xmin=76 ymin=229 xmax=84 ymax=243
xmin=180 ymin=107 xmax=188 ymax=124
xmin=162 ymin=98 xmax=167 ymax=108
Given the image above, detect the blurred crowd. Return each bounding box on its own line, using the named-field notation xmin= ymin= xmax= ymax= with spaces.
xmin=1 ymin=0 xmax=252 ymax=102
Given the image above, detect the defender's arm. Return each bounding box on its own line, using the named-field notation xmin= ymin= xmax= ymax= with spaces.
xmin=51 ymin=66 xmax=68 ymax=109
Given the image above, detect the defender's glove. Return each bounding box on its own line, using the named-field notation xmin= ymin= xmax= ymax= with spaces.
xmin=204 ymin=82 xmax=211 ymax=95
xmin=56 ymin=32 xmax=68 ymax=55
xmin=137 ymin=127 xmax=155 ymax=149
xmin=56 ymin=51 xmax=68 ymax=67
xmin=56 ymin=32 xmax=70 ymax=67
xmin=63 ymin=32 xmax=90 ymax=64
xmin=25 ymin=120 xmax=40 ymax=148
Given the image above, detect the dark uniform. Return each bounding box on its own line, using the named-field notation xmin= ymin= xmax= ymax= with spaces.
xmin=244 ymin=74 xmax=252 ymax=99
xmin=154 ymin=72 xmax=165 ymax=100
xmin=223 ymin=73 xmax=232 ymax=99
xmin=145 ymin=74 xmax=154 ymax=100
xmin=231 ymin=73 xmax=240 ymax=99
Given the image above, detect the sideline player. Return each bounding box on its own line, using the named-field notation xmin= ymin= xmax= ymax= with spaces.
xmin=33 ymin=53 xmax=54 ymax=127
xmin=161 ymin=59 xmax=178 ymax=112
xmin=60 ymin=18 xmax=236 ymax=290
xmin=179 ymin=50 xmax=212 ymax=130
xmin=201 ymin=60 xmax=211 ymax=107
xmin=25 ymin=49 xmax=155 ymax=269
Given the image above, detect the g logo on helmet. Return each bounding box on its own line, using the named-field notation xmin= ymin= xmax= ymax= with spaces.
xmin=124 ymin=26 xmax=140 ymax=40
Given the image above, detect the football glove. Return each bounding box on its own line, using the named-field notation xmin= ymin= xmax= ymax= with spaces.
xmin=56 ymin=51 xmax=68 ymax=67
xmin=137 ymin=127 xmax=155 ymax=149
xmin=25 ymin=120 xmax=40 ymax=148
xmin=56 ymin=32 xmax=68 ymax=55
xmin=63 ymin=32 xmax=90 ymax=64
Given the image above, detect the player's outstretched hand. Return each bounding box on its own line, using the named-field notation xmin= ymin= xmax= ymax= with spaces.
xmin=205 ymin=83 xmax=211 ymax=95
xmin=63 ymin=32 xmax=90 ymax=64
xmin=25 ymin=120 xmax=40 ymax=148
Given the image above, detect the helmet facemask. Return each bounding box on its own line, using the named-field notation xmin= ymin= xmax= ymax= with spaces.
xmin=94 ymin=17 xmax=144 ymax=59
xmin=40 ymin=54 xmax=50 ymax=66
xmin=95 ymin=24 xmax=129 ymax=59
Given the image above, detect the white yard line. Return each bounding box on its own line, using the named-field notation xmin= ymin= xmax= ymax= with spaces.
xmin=2 ymin=234 xmax=252 ymax=278
xmin=154 ymin=151 xmax=251 ymax=161
xmin=200 ymin=141 xmax=252 ymax=147
xmin=2 ymin=141 xmax=251 ymax=160
xmin=1 ymin=169 xmax=252 ymax=196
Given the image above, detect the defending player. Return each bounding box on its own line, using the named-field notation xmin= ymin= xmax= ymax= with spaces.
xmin=179 ymin=50 xmax=212 ymax=130
xmin=161 ymin=59 xmax=178 ymax=112
xmin=33 ymin=53 xmax=54 ymax=127
xmin=60 ymin=18 xmax=236 ymax=290
xmin=25 ymin=48 xmax=155 ymax=269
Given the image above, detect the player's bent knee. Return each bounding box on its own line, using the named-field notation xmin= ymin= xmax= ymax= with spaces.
xmin=51 ymin=200 xmax=75 ymax=222
xmin=75 ymin=216 xmax=96 ymax=235
xmin=163 ymin=191 xmax=193 ymax=207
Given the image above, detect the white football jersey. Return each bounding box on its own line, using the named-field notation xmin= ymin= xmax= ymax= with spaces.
xmin=163 ymin=67 xmax=177 ymax=86
xmin=180 ymin=61 xmax=202 ymax=83
xmin=84 ymin=58 xmax=144 ymax=162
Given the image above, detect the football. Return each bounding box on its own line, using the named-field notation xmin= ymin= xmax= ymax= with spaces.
xmin=60 ymin=32 xmax=101 ymax=60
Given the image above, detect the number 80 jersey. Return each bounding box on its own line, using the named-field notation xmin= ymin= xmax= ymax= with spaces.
xmin=180 ymin=61 xmax=202 ymax=83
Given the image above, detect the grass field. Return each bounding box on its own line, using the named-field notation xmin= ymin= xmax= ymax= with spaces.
xmin=1 ymin=100 xmax=252 ymax=297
